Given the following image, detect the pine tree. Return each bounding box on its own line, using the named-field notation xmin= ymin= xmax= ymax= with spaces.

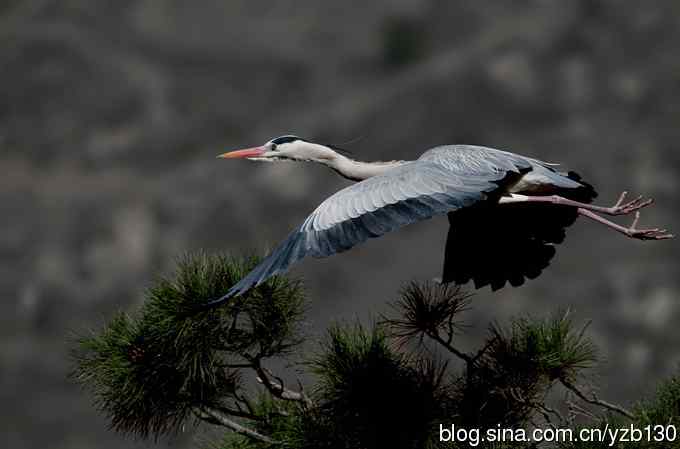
xmin=72 ymin=253 xmax=680 ymax=448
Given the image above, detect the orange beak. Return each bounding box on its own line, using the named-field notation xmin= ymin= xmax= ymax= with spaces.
xmin=217 ymin=146 xmax=267 ymax=159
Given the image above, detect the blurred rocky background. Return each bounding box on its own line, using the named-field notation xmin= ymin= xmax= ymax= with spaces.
xmin=1 ymin=0 xmax=679 ymax=448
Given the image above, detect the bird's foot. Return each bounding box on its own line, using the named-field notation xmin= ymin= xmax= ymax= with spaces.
xmin=624 ymin=211 xmax=674 ymax=240
xmin=608 ymin=191 xmax=654 ymax=215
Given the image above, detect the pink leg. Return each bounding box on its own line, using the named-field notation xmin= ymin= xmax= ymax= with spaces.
xmin=577 ymin=209 xmax=673 ymax=240
xmin=509 ymin=191 xmax=653 ymax=216
xmin=499 ymin=192 xmax=673 ymax=241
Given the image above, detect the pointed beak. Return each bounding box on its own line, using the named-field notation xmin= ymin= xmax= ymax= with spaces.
xmin=217 ymin=146 xmax=267 ymax=159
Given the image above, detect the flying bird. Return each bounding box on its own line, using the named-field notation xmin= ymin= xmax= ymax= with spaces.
xmin=207 ymin=135 xmax=672 ymax=306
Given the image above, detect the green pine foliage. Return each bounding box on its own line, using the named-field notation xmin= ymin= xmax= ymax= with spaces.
xmin=71 ymin=252 xmax=680 ymax=449
xmin=307 ymin=324 xmax=451 ymax=448
xmin=72 ymin=252 xmax=306 ymax=439
xmin=456 ymin=311 xmax=598 ymax=428
xmin=635 ymin=375 xmax=680 ymax=428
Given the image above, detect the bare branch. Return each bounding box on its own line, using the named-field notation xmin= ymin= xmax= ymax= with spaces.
xmin=426 ymin=330 xmax=473 ymax=364
xmin=566 ymin=400 xmax=599 ymax=421
xmin=215 ymin=405 xmax=261 ymax=421
xmin=235 ymin=392 xmax=257 ymax=416
xmin=538 ymin=404 xmax=565 ymax=428
xmin=195 ymin=407 xmax=278 ymax=444
xmin=561 ymin=380 xmax=633 ymax=419
xmin=446 ymin=312 xmax=456 ymax=345
xmin=540 ymin=399 xmax=566 ymax=425
xmin=472 ymin=336 xmax=498 ymax=364
xmin=536 ymin=406 xmax=554 ymax=427
xmin=224 ymin=363 xmax=254 ymax=369
xmin=253 ymin=361 xmax=313 ymax=407
xmin=566 ymin=398 xmax=577 ymax=427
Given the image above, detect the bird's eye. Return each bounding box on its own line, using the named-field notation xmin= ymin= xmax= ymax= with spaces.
xmin=270 ymin=143 xmax=278 ymax=151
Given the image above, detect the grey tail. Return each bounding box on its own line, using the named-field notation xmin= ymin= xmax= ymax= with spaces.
xmin=442 ymin=172 xmax=597 ymax=291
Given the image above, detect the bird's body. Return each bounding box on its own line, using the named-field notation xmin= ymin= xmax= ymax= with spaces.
xmin=208 ymin=136 xmax=671 ymax=306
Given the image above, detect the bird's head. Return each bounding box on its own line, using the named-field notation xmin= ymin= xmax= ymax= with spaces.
xmin=218 ymin=135 xmax=341 ymax=164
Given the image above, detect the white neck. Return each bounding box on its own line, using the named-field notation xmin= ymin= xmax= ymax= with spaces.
xmin=324 ymin=153 xmax=406 ymax=181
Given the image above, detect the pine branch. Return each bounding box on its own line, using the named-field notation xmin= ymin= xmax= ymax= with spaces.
xmin=253 ymin=360 xmax=313 ymax=407
xmin=471 ymin=335 xmax=498 ymax=364
xmin=214 ymin=405 xmax=262 ymax=421
xmin=426 ymin=330 xmax=473 ymax=364
xmin=565 ymin=399 xmax=600 ymax=421
xmin=536 ymin=404 xmax=559 ymax=428
xmin=561 ymin=379 xmax=634 ymax=419
xmin=224 ymin=363 xmax=254 ymax=369
xmin=235 ymin=392 xmax=258 ymax=417
xmin=383 ymin=280 xmax=472 ymax=358
xmin=196 ymin=407 xmax=278 ymax=444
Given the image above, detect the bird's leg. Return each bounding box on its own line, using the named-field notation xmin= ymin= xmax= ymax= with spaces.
xmin=501 ymin=191 xmax=653 ymax=216
xmin=500 ymin=193 xmax=673 ymax=240
xmin=576 ymin=209 xmax=674 ymax=240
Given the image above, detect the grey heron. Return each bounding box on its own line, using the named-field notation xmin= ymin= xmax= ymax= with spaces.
xmin=208 ymin=135 xmax=672 ymax=306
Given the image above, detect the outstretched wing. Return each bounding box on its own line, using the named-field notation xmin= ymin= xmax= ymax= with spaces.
xmin=442 ymin=204 xmax=565 ymax=291
xmin=441 ymin=167 xmax=598 ymax=291
xmin=207 ymin=157 xmax=529 ymax=306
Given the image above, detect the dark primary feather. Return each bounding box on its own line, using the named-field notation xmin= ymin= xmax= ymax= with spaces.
xmin=442 ymin=170 xmax=597 ymax=290
xmin=206 ymin=150 xmax=533 ymax=306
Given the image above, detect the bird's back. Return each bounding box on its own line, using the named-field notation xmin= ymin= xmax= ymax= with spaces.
xmin=419 ymin=145 xmax=591 ymax=196
xmin=419 ymin=145 xmax=533 ymax=177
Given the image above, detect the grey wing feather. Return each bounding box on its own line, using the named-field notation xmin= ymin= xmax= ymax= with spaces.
xmin=421 ymin=145 xmax=586 ymax=190
xmin=418 ymin=145 xmax=534 ymax=174
xmin=206 ymin=152 xmax=530 ymax=307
